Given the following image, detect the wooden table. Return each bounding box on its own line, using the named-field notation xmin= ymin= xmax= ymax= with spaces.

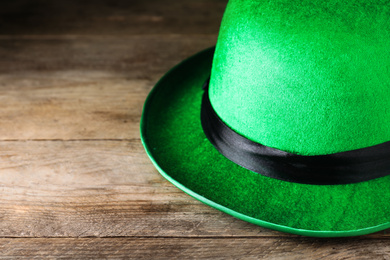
xmin=0 ymin=0 xmax=389 ymax=258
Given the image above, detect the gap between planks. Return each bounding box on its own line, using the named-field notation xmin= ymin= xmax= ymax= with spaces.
xmin=0 ymin=34 xmax=218 ymax=39
xmin=0 ymin=237 xmax=389 ymax=259
xmin=0 ymin=139 xmax=139 ymax=142
xmin=0 ymin=235 xmax=389 ymax=240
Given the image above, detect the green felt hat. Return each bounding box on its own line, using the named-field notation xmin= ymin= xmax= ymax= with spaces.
xmin=141 ymin=0 xmax=390 ymax=237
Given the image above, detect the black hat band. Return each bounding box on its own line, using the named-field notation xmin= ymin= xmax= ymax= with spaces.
xmin=201 ymin=79 xmax=390 ymax=185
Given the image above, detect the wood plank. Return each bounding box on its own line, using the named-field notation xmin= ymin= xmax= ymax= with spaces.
xmin=0 ymin=140 xmax=387 ymax=238
xmin=0 ymin=72 xmax=148 ymax=140
xmin=0 ymin=36 xmax=215 ymax=139
xmin=0 ymin=36 xmax=216 ymax=75
xmin=0 ymin=237 xmax=389 ymax=259
xmin=0 ymin=0 xmax=226 ymax=35
xmin=0 ymin=140 xmax=279 ymax=238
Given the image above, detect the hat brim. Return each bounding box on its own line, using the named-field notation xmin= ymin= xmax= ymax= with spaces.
xmin=140 ymin=47 xmax=390 ymax=237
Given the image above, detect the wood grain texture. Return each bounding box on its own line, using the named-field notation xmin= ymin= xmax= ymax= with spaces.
xmin=0 ymin=73 xmax=146 ymax=140
xmin=0 ymin=0 xmax=226 ymax=35
xmin=0 ymin=36 xmax=215 ymax=139
xmin=0 ymin=237 xmax=389 ymax=259
xmin=0 ymin=140 xmax=276 ymax=238
xmin=0 ymin=0 xmax=389 ymax=258
xmin=0 ymin=36 xmax=217 ymax=75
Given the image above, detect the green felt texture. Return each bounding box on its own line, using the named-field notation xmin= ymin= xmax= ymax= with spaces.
xmin=141 ymin=48 xmax=390 ymax=237
xmin=209 ymin=0 xmax=390 ymax=155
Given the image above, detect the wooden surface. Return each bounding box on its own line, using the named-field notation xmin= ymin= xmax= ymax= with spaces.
xmin=0 ymin=0 xmax=389 ymax=259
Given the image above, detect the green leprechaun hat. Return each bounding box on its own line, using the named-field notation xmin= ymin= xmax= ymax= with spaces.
xmin=140 ymin=0 xmax=390 ymax=237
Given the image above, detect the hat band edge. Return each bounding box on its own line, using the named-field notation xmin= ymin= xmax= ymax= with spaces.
xmin=200 ymin=79 xmax=390 ymax=185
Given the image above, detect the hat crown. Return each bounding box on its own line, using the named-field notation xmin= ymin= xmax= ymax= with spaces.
xmin=209 ymin=0 xmax=390 ymax=155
